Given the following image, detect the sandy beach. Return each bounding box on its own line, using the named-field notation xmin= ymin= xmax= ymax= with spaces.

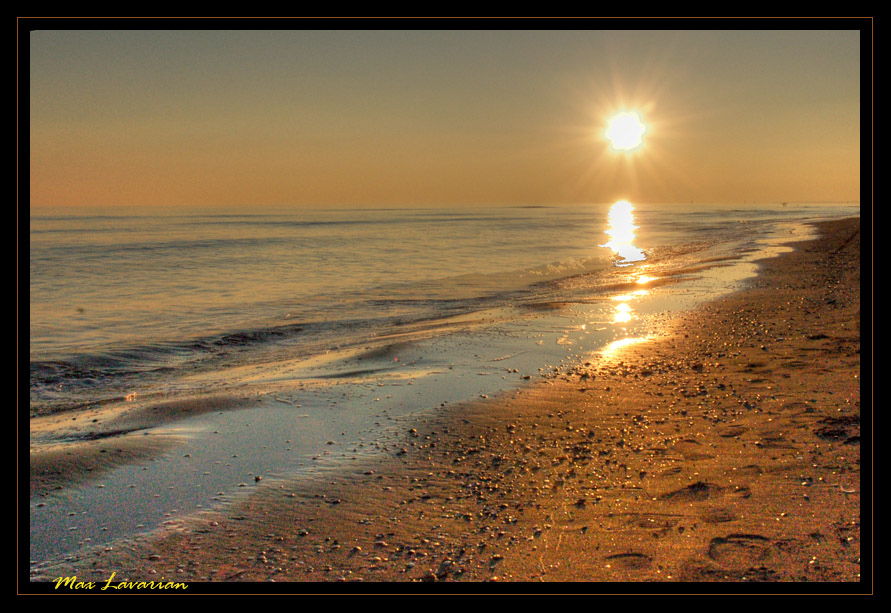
xmin=27 ymin=217 xmax=864 ymax=591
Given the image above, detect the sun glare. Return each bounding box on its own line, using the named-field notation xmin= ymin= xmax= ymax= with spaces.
xmin=604 ymin=111 xmax=647 ymax=152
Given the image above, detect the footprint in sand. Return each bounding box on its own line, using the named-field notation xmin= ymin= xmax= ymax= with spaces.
xmin=604 ymin=552 xmax=652 ymax=571
xmin=707 ymin=534 xmax=772 ymax=568
xmin=671 ymin=439 xmax=716 ymax=460
xmin=813 ymin=415 xmax=860 ymax=441
xmin=735 ymin=464 xmax=763 ymax=478
xmin=658 ymin=481 xmax=723 ymax=503
xmin=716 ymin=424 xmax=748 ymax=438
xmin=626 ymin=513 xmax=682 ymax=529
xmin=699 ymin=507 xmax=736 ymax=524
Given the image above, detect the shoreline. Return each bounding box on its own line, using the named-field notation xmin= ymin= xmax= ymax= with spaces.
xmin=28 ymin=217 xmax=862 ymax=586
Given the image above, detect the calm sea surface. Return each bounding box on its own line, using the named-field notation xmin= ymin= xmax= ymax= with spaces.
xmin=30 ymin=202 xmax=858 ymax=415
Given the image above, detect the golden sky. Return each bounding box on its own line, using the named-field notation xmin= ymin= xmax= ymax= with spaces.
xmin=28 ymin=27 xmax=864 ymax=209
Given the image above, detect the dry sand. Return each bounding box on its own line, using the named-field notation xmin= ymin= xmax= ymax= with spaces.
xmin=27 ymin=217 xmax=865 ymax=591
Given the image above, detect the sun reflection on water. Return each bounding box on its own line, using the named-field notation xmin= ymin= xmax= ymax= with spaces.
xmin=601 ymin=200 xmax=646 ymax=266
xmin=613 ymin=302 xmax=632 ymax=323
xmin=602 ymin=336 xmax=650 ymax=355
xmin=612 ymin=289 xmax=648 ymax=302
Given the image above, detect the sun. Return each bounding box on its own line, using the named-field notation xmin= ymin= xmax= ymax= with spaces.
xmin=604 ymin=111 xmax=647 ymax=151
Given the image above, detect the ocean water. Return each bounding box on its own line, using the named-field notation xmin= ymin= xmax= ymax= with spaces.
xmin=29 ymin=201 xmax=857 ymax=415
xmin=28 ymin=201 xmax=858 ymax=566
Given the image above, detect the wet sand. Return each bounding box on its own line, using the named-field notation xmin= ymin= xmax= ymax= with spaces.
xmin=27 ymin=217 xmax=864 ymax=589
xmin=29 ymin=395 xmax=257 ymax=498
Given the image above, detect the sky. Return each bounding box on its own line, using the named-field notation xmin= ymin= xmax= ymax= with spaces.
xmin=27 ymin=25 xmax=864 ymax=209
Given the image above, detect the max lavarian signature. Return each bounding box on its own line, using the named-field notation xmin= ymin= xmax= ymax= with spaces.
xmin=55 ymin=572 xmax=188 ymax=591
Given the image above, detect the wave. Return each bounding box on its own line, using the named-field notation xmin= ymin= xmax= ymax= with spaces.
xmin=28 ymin=249 xmax=618 ymax=415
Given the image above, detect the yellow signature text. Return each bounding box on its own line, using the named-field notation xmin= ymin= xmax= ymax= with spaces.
xmin=54 ymin=572 xmax=188 ymax=591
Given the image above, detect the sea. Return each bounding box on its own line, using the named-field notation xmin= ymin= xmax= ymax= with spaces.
xmin=28 ymin=201 xmax=859 ymax=567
